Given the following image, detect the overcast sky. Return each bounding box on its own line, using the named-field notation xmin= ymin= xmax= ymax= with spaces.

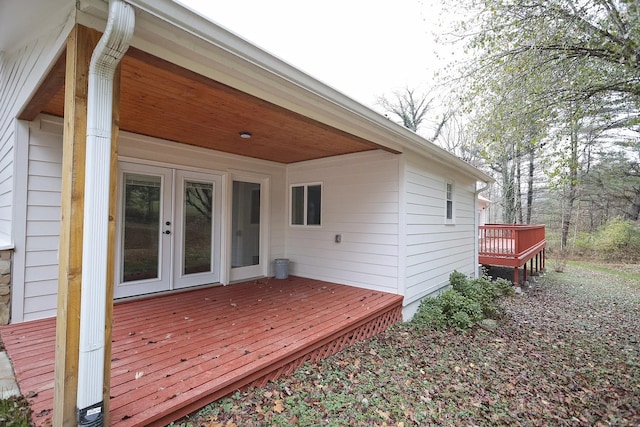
xmin=177 ymin=0 xmax=455 ymax=108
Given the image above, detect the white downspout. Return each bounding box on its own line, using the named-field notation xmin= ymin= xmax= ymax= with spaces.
xmin=474 ymin=181 xmax=490 ymax=278
xmin=77 ymin=1 xmax=134 ymax=425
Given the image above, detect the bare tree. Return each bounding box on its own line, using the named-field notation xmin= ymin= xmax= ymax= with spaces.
xmin=377 ymin=87 xmax=450 ymax=139
xmin=436 ymin=111 xmax=483 ymax=166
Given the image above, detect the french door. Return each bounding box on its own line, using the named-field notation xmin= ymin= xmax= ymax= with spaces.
xmin=114 ymin=163 xmax=222 ymax=298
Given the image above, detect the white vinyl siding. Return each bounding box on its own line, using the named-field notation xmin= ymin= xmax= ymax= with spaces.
xmin=403 ymin=153 xmax=477 ymax=305
xmin=21 ymin=120 xmax=63 ymax=321
xmin=286 ymin=151 xmax=400 ymax=294
xmin=0 ymin=16 xmax=71 ymax=248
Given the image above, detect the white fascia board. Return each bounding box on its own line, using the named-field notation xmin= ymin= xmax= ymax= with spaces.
xmin=80 ymin=0 xmax=492 ymax=183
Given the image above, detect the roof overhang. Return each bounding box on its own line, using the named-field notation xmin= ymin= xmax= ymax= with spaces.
xmin=18 ymin=0 xmax=494 ymax=181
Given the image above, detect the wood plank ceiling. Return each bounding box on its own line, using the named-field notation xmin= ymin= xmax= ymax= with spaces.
xmin=21 ymin=46 xmax=395 ymax=164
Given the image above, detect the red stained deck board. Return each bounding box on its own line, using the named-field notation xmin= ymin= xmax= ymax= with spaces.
xmin=0 ymin=277 xmax=402 ymax=427
xmin=112 ymin=294 xmax=390 ymax=399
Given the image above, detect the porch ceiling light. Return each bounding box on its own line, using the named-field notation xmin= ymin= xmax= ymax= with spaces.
xmin=239 ymin=131 xmax=252 ymax=139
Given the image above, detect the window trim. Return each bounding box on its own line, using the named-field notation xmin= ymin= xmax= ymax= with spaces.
xmin=445 ymin=180 xmax=455 ymax=224
xmin=289 ymin=182 xmax=323 ymax=227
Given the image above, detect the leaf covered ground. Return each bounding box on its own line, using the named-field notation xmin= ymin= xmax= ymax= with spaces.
xmin=173 ymin=263 xmax=640 ymax=426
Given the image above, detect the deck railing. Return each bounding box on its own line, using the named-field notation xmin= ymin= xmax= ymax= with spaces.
xmin=479 ymin=224 xmax=547 ymax=283
xmin=479 ymin=224 xmax=546 ymax=258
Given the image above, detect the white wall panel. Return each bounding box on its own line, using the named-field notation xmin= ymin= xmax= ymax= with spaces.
xmin=286 ymin=151 xmax=400 ymax=294
xmin=403 ymin=151 xmax=478 ymax=305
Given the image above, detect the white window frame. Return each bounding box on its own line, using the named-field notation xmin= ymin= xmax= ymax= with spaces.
xmin=289 ymin=182 xmax=323 ymax=227
xmin=445 ymin=180 xmax=455 ymax=224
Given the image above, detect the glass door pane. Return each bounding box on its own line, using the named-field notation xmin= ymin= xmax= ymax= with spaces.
xmin=174 ymin=171 xmax=222 ymax=289
xmin=183 ymin=181 xmax=213 ymax=275
xmin=231 ymin=181 xmax=261 ymax=268
xmin=115 ymin=163 xmax=172 ymax=299
xmin=122 ymin=173 xmax=162 ymax=282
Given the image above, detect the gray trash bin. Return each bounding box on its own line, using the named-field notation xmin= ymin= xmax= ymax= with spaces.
xmin=274 ymin=258 xmax=289 ymax=279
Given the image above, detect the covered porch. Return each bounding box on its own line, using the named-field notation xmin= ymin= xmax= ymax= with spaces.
xmin=479 ymin=224 xmax=547 ymax=283
xmin=0 ymin=276 xmax=403 ymax=426
xmin=17 ymin=11 xmax=404 ymax=422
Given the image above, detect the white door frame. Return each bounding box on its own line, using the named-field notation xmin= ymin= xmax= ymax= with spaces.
xmin=173 ymin=170 xmax=223 ymax=289
xmin=228 ymin=171 xmax=270 ymax=282
xmin=115 ymin=161 xmax=226 ymax=298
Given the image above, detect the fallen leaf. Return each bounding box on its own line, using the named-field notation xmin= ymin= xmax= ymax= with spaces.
xmin=375 ymin=408 xmax=390 ymax=420
xmin=273 ymin=399 xmax=285 ymax=413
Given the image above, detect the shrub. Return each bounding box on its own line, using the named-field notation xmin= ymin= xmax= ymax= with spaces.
xmin=449 ymin=271 xmax=468 ymax=289
xmin=593 ymin=218 xmax=640 ymax=262
xmin=439 ymin=289 xmax=483 ymax=329
xmin=412 ymin=271 xmax=514 ymax=331
xmin=411 ymin=297 xmax=446 ymax=330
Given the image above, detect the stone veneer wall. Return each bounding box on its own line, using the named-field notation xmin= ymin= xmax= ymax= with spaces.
xmin=0 ymin=250 xmax=12 ymax=325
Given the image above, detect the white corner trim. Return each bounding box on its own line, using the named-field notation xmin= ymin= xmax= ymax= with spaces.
xmin=10 ymin=120 xmax=30 ymax=323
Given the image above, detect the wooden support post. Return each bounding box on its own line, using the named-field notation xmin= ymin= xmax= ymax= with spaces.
xmin=102 ymin=63 xmax=122 ymax=426
xmin=513 ymin=267 xmax=519 ymax=285
xmin=54 ymin=25 xmax=101 ymax=426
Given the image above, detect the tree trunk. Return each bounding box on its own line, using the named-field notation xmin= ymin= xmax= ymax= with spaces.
xmin=516 ymin=147 xmax=523 ymax=224
xmin=628 ymin=187 xmax=640 ymax=221
xmin=561 ymin=114 xmax=580 ymax=249
xmin=502 ymin=156 xmax=517 ymax=224
xmin=526 ymin=146 xmax=534 ymax=224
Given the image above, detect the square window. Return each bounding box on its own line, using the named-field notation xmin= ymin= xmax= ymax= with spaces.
xmin=290 ymin=183 xmax=322 ymax=226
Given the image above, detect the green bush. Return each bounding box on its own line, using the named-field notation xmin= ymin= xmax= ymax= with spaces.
xmin=439 ymin=289 xmax=483 ymax=329
xmin=412 ymin=271 xmax=514 ymax=331
xmin=593 ymin=218 xmax=640 ymax=262
xmin=566 ymin=218 xmax=640 ymax=262
xmin=448 ymin=271 xmax=468 ymax=289
xmin=412 ymin=297 xmax=447 ymax=330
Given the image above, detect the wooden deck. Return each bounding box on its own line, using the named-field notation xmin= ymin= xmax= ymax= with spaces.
xmin=479 ymin=224 xmax=546 ymax=283
xmin=0 ymin=277 xmax=403 ymax=426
